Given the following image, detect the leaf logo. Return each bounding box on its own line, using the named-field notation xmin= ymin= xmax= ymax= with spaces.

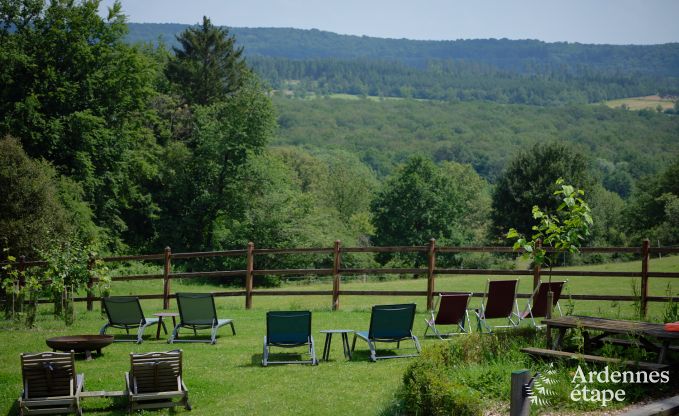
xmin=529 ymin=364 xmax=557 ymax=407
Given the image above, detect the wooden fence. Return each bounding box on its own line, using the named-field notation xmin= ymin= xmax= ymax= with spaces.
xmin=8 ymin=239 xmax=679 ymax=317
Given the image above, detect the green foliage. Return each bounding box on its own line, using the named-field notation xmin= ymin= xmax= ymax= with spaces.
xmin=166 ymin=16 xmax=247 ymax=105
xmin=507 ymin=179 xmax=593 ymax=270
xmin=371 ymin=157 xmax=490 ymax=266
xmin=39 ymin=241 xmax=91 ymax=324
xmin=0 ymin=0 xmax=160 ymax=251
xmin=0 ymin=136 xmax=97 ymax=257
xmin=155 ymin=74 xmax=275 ymax=253
xmin=662 ymin=284 xmax=679 ymax=323
xmin=625 ymin=157 xmax=679 ymax=245
xmin=250 ymin=56 xmax=679 ymax=106
xmin=273 ymin=97 xmax=678 ymax=186
xmin=492 ymin=142 xmax=593 ymax=241
xmin=0 ymin=248 xmax=40 ymax=326
xmin=400 ymin=330 xmax=541 ymax=415
xmin=402 ymin=358 xmax=483 ymax=416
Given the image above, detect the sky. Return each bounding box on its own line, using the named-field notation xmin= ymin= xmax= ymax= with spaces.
xmin=98 ymin=0 xmax=679 ymax=45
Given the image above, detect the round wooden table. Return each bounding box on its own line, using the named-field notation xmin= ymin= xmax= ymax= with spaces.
xmin=153 ymin=312 xmax=179 ymax=340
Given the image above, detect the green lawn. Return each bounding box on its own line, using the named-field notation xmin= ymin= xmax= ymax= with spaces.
xmin=1 ymin=256 xmax=677 ymax=415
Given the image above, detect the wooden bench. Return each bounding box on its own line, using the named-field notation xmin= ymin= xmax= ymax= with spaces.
xmin=521 ymin=347 xmax=670 ymax=371
xmin=598 ymin=337 xmax=679 ymax=352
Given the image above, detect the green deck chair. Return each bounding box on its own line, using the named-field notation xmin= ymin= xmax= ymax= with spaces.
xmin=168 ymin=293 xmax=235 ymax=344
xmin=100 ymin=296 xmax=163 ymax=344
xmin=352 ymin=303 xmax=421 ymax=362
xmin=125 ymin=350 xmax=191 ymax=413
xmin=18 ymin=351 xmax=85 ymax=416
xmin=262 ymin=311 xmax=317 ymax=366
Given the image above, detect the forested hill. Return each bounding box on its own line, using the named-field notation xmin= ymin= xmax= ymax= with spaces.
xmin=127 ymin=23 xmax=679 ymax=76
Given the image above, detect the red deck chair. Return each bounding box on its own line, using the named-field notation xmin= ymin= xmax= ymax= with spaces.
xmin=474 ymin=279 xmax=520 ymax=333
xmin=424 ymin=293 xmax=473 ymax=339
xmin=520 ymin=280 xmax=567 ymax=327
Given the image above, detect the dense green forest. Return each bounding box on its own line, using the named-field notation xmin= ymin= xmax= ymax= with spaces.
xmin=250 ymin=57 xmax=679 ymax=105
xmin=272 ymin=97 xmax=679 ymax=184
xmin=2 ymin=2 xmax=679 ymax=278
xmin=125 ymin=24 xmax=679 ymax=105
xmin=126 ymin=24 xmax=679 ymax=76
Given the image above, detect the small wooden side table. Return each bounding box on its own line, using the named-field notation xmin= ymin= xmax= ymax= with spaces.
xmin=320 ymin=329 xmax=354 ymax=361
xmin=154 ymin=312 xmax=179 ymax=340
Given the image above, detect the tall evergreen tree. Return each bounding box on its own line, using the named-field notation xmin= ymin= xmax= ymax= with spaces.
xmin=166 ymin=16 xmax=248 ymax=105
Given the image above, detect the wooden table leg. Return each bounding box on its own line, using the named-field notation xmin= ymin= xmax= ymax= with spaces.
xmin=658 ymin=340 xmax=670 ymax=364
xmin=554 ymin=328 xmax=566 ymax=350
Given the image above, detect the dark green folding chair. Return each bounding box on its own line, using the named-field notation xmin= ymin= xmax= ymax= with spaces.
xmin=352 ymin=303 xmax=421 ymax=362
xmin=168 ymin=293 xmax=235 ymax=344
xmin=262 ymin=311 xmax=317 ymax=366
xmin=100 ymin=296 xmax=163 ymax=344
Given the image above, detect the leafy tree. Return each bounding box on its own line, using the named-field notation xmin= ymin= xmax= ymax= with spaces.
xmin=507 ymin=179 xmax=593 ymax=282
xmin=491 ymin=142 xmax=593 ymax=241
xmin=371 ymin=157 xmax=489 ymax=266
xmin=0 ymin=0 xmax=160 ymax=251
xmin=155 ymin=75 xmax=275 ymax=252
xmin=0 ymin=136 xmax=97 ymax=258
xmin=166 ymin=16 xmax=247 ymax=105
xmin=625 ymin=157 xmax=679 ymax=245
xmin=317 ymin=150 xmax=378 ymax=224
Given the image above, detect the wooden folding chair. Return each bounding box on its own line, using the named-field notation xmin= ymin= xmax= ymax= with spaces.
xmin=18 ymin=351 xmax=84 ymax=415
xmin=125 ymin=350 xmax=191 ymax=413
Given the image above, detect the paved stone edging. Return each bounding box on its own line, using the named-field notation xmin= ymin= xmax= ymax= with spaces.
xmin=619 ymin=396 xmax=679 ymax=416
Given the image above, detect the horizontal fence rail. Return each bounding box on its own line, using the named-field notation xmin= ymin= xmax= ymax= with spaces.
xmin=3 ymin=239 xmax=679 ymax=316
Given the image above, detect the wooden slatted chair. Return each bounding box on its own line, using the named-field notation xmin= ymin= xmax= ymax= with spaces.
xmin=18 ymin=351 xmax=84 ymax=416
xmin=125 ymin=350 xmax=191 ymax=413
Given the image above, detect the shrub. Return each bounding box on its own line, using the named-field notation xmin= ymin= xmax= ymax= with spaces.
xmin=402 ymin=352 xmax=483 ymax=416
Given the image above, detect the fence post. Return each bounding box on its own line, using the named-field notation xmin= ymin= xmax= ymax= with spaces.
xmin=163 ymin=247 xmax=171 ymax=310
xmin=332 ymin=240 xmax=341 ymax=311
xmin=532 ymin=239 xmax=542 ymax=290
xmin=246 ymin=242 xmax=254 ymax=310
xmin=510 ymin=369 xmax=531 ymax=416
xmin=427 ymin=238 xmax=436 ymax=311
xmin=86 ymin=253 xmax=95 ymax=312
xmin=641 ymin=238 xmax=650 ymax=318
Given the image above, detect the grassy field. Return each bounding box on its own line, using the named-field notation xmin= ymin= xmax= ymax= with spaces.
xmin=605 ymin=95 xmax=676 ymax=111
xmin=1 ymin=256 xmax=678 ymax=415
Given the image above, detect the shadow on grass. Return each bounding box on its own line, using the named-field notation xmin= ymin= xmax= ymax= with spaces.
xmin=5 ymin=400 xmax=18 ymax=416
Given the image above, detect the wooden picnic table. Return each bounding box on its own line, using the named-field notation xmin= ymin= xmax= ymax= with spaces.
xmin=543 ymin=315 xmax=679 ymax=364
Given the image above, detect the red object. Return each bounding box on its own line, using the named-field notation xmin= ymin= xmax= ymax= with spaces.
xmin=664 ymin=322 xmax=679 ymax=332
